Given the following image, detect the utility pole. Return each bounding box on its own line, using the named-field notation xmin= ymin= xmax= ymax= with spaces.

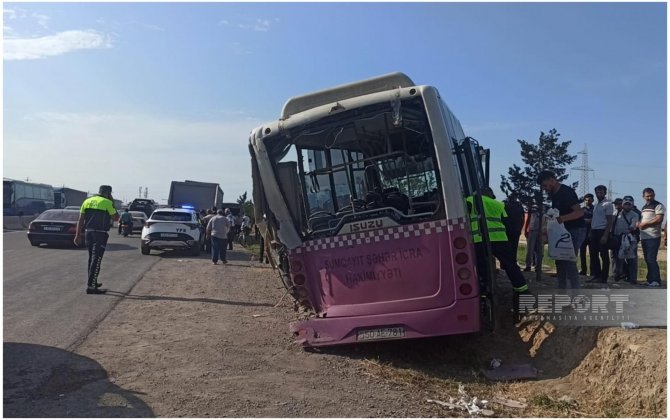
xmin=571 ymin=144 xmax=594 ymax=199
xmin=138 ymin=187 xmax=142 ymax=198
xmin=144 ymin=187 xmax=148 ymax=199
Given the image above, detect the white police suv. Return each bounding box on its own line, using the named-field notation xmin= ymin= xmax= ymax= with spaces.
xmin=140 ymin=207 xmax=203 ymax=255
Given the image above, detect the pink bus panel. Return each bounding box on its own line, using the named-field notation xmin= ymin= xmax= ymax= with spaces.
xmin=288 ymin=217 xmax=480 ymax=346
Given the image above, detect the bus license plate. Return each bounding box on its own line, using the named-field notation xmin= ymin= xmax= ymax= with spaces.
xmin=356 ymin=327 xmax=405 ymax=341
xmin=43 ymin=226 xmax=61 ymax=231
xmin=161 ymin=233 xmax=178 ymax=238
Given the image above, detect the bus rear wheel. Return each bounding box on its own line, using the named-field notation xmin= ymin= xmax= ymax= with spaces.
xmin=141 ymin=245 xmax=151 ymax=255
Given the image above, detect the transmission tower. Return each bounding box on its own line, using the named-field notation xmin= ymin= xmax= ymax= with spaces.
xmin=144 ymin=187 xmax=148 ymax=199
xmin=607 ymin=180 xmax=619 ymax=201
xmin=571 ymin=144 xmax=594 ymax=199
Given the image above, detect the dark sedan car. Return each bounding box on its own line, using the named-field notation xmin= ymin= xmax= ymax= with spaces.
xmin=27 ymin=209 xmax=83 ymax=247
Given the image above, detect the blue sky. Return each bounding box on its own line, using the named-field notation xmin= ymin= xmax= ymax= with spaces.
xmin=4 ymin=2 xmax=667 ymax=208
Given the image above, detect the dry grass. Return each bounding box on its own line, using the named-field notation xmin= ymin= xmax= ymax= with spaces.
xmin=358 ymin=357 xmax=606 ymax=418
xmin=354 ymin=274 xmax=666 ymax=418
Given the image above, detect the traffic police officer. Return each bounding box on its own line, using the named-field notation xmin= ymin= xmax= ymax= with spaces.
xmin=74 ymin=185 xmax=120 ymax=294
xmin=466 ymin=187 xmax=530 ymax=296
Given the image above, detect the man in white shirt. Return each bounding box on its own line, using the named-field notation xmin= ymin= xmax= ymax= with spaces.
xmin=639 ymin=187 xmax=665 ymax=287
xmin=588 ymin=185 xmax=613 ymax=283
xmin=206 ymin=209 xmax=231 ymax=264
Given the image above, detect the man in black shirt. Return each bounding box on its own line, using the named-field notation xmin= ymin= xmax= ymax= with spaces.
xmin=503 ymin=193 xmax=525 ymax=265
xmin=579 ymin=193 xmax=594 ymax=276
xmin=537 ymin=171 xmax=586 ymax=291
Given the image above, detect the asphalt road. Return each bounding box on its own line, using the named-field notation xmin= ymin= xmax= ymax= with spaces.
xmin=3 ymin=229 xmax=166 ymax=415
xmin=3 ymin=229 xmax=158 ymax=350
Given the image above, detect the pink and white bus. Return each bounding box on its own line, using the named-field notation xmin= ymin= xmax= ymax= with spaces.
xmin=249 ymin=73 xmax=495 ymax=347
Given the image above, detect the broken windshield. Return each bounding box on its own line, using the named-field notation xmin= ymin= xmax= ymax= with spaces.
xmin=268 ymin=97 xmax=444 ymax=236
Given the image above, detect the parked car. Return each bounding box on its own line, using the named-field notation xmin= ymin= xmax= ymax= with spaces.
xmin=129 ymin=211 xmax=147 ymax=233
xmin=27 ymin=209 xmax=83 ymax=247
xmin=140 ymin=207 xmax=203 ymax=255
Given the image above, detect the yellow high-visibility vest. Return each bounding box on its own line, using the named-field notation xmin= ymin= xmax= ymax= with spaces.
xmin=466 ymin=195 xmax=509 ymax=243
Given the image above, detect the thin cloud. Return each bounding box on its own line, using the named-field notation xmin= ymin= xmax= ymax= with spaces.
xmin=221 ymin=17 xmax=273 ymax=32
xmin=253 ymin=19 xmax=271 ymax=32
xmin=230 ymin=41 xmax=253 ymax=55
xmin=4 ymin=8 xmax=26 ymax=20
xmin=32 ymin=12 xmax=50 ymax=29
xmin=128 ymin=21 xmax=165 ymax=31
xmin=140 ymin=23 xmax=164 ymax=31
xmin=24 ymin=112 xmax=117 ymax=123
xmin=5 ymin=112 xmax=262 ymax=201
xmin=4 ymin=30 xmax=113 ymax=60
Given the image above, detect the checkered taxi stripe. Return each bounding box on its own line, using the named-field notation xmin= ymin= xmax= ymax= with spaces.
xmin=292 ymin=218 xmax=468 ymax=254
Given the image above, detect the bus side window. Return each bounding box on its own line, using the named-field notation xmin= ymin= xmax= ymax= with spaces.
xmin=15 ymin=184 xmax=25 ymax=199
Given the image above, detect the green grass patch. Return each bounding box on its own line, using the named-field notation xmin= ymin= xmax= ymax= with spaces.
xmin=516 ymin=241 xmax=665 ymax=284
xmin=529 ymin=394 xmax=577 ymax=413
xmin=516 ymin=242 xmax=555 ymax=272
xmin=246 ymin=243 xmax=260 ymax=256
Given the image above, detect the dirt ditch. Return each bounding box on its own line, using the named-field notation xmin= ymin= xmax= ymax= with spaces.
xmin=26 ymin=247 xmax=666 ymax=418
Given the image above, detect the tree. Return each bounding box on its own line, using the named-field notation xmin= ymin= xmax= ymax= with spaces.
xmin=237 ymin=191 xmax=255 ymax=222
xmin=500 ymin=129 xmax=578 ymax=206
xmin=237 ymin=192 xmax=248 ymax=206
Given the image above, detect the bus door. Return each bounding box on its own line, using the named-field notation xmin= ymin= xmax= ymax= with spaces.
xmin=453 ymin=137 xmax=496 ymax=331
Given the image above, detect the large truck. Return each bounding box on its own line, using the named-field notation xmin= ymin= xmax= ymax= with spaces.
xmin=53 ymin=187 xmax=88 ymax=209
xmin=168 ymin=180 xmax=224 ymax=212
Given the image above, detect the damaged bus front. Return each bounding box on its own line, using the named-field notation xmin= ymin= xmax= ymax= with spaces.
xmin=249 ymin=72 xmax=492 ymax=347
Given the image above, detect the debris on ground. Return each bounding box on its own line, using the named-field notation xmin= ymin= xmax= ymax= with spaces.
xmin=489 ymin=358 xmax=502 ymax=369
xmin=426 ymin=384 xmax=493 ymax=416
xmin=491 ymin=396 xmax=528 ymax=409
xmin=558 ymin=395 xmax=576 ymax=405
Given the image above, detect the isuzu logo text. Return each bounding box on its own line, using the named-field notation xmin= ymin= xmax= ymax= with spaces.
xmin=351 ymin=219 xmax=384 ymax=232
xmin=339 ymin=217 xmax=398 ymax=234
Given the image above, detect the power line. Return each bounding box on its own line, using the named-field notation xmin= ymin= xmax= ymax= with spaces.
xmin=571 ymin=144 xmax=594 ymax=198
xmin=607 ymin=180 xmax=619 ymax=201
xmin=593 ymin=178 xmax=667 ymax=186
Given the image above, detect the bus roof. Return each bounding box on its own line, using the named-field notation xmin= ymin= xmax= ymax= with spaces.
xmin=280 ymin=72 xmax=415 ymax=120
xmin=3 ymin=178 xmax=53 ymax=188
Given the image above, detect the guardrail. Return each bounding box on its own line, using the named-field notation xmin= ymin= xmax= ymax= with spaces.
xmin=3 ymin=216 xmax=37 ymax=231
